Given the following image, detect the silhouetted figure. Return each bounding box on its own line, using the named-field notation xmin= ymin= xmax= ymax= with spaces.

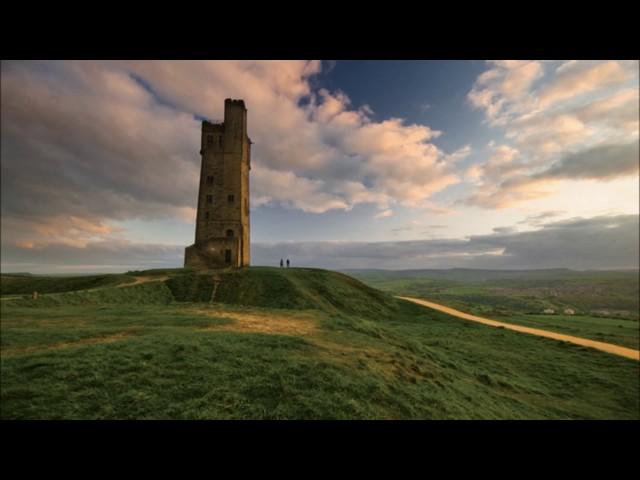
xmin=286 ymin=259 xmax=290 ymax=268
xmin=280 ymin=258 xmax=283 ymax=268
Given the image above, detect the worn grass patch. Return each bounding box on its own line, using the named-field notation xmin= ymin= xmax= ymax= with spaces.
xmin=195 ymin=308 xmax=318 ymax=336
xmin=1 ymin=329 xmax=142 ymax=358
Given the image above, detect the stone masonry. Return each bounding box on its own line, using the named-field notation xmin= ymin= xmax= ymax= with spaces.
xmin=184 ymin=99 xmax=251 ymax=269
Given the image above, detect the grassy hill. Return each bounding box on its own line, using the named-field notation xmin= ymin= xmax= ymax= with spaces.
xmin=345 ymin=268 xmax=639 ymax=317
xmin=348 ymin=268 xmax=640 ymax=350
xmin=0 ymin=273 xmax=134 ymax=296
xmin=2 ymin=267 xmax=398 ymax=315
xmin=1 ymin=267 xmax=638 ymax=419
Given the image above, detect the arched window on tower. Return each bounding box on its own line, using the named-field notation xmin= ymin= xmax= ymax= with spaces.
xmin=226 ymin=229 xmax=234 ymax=237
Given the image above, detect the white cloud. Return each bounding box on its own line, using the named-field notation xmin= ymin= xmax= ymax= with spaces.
xmin=4 ymin=214 xmax=636 ymax=272
xmin=374 ymin=209 xmax=394 ymax=219
xmin=1 ymin=60 xmax=463 ymax=248
xmin=538 ymin=60 xmax=632 ymax=109
xmin=464 ymin=60 xmax=640 ymax=210
xmin=251 ymin=164 xmax=350 ymax=214
xmin=446 ymin=145 xmax=472 ymax=163
xmin=467 ymin=60 xmax=544 ymax=125
xmin=249 ymin=214 xmax=639 ymax=270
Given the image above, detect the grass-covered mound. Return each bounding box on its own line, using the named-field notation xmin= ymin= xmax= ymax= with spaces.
xmin=3 ymin=267 xmax=403 ymax=317
xmin=2 ymin=301 xmax=638 ymax=419
xmin=0 ymin=273 xmax=133 ymax=296
xmin=211 ymin=267 xmax=400 ymax=316
xmin=3 ymin=282 xmax=175 ymax=307
xmin=1 ymin=266 xmax=638 ymax=419
xmin=164 ymin=267 xmax=400 ymax=315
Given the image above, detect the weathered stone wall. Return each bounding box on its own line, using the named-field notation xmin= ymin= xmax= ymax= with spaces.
xmin=185 ymin=237 xmax=240 ymax=269
xmin=185 ymin=99 xmax=251 ymax=269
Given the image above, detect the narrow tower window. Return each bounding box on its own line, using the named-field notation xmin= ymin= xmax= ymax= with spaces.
xmin=225 ymin=249 xmax=232 ymax=263
xmin=219 ymin=136 xmax=223 ymax=147
xmin=206 ymin=175 xmax=214 ymax=185
xmin=205 ymin=211 xmax=209 ymax=220
xmin=226 ymin=229 xmax=233 ymax=237
xmin=206 ymin=195 xmax=213 ymax=204
xmin=227 ymin=194 xmax=234 ymax=204
xmin=207 ymin=135 xmax=213 ymax=146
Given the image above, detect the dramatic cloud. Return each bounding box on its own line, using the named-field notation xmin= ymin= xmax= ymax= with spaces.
xmin=1 ymin=240 xmax=184 ymax=274
xmin=2 ymin=60 xmax=637 ymax=272
xmin=465 ymin=141 xmax=639 ymax=208
xmin=1 ymin=60 xmax=461 ymax=249
xmin=517 ymin=210 xmax=565 ymax=226
xmin=107 ymin=62 xmax=459 ymax=212
xmin=250 ymin=214 xmax=639 ymax=270
xmin=537 ymin=142 xmax=639 ymax=181
xmin=1 ymin=61 xmax=201 ymax=249
xmin=492 ymin=226 xmax=516 ymax=234
xmin=538 ymin=60 xmax=633 ymax=109
xmin=464 ymin=60 xmax=639 ymax=209
xmin=467 ymin=60 xmax=544 ymax=125
xmin=3 ymin=214 xmax=636 ymax=273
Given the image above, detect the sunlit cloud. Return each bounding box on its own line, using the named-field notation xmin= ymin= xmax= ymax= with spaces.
xmin=463 ymin=60 xmax=639 ymax=210
xmin=2 ymin=60 xmax=462 ymax=250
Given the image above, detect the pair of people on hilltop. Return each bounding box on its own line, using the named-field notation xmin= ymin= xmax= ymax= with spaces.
xmin=279 ymin=258 xmax=290 ymax=268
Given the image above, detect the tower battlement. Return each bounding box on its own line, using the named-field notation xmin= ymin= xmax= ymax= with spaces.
xmin=202 ymin=121 xmax=224 ymax=131
xmin=225 ymin=98 xmax=246 ymax=108
xmin=185 ymin=99 xmax=251 ymax=269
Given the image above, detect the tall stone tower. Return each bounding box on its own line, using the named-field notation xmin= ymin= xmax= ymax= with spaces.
xmin=184 ymin=99 xmax=251 ymax=269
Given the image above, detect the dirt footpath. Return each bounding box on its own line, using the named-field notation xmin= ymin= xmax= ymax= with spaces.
xmin=118 ymin=276 xmax=169 ymax=287
xmin=397 ymin=296 xmax=640 ymax=361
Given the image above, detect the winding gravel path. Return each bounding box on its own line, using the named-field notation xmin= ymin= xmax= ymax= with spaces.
xmin=397 ymin=296 xmax=640 ymax=361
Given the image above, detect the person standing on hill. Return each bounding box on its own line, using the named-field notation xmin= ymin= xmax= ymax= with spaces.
xmin=280 ymin=258 xmax=283 ymax=268
xmin=286 ymin=259 xmax=290 ymax=268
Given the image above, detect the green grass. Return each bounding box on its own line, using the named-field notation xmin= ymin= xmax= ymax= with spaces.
xmin=347 ymin=268 xmax=640 ymax=319
xmin=349 ymin=268 xmax=640 ymax=349
xmin=1 ymin=267 xmax=638 ymax=419
xmin=2 ymin=281 xmax=175 ymax=307
xmin=214 ymin=267 xmax=398 ymax=315
xmin=1 ymin=273 xmax=134 ymax=296
xmin=491 ymin=314 xmax=639 ymax=350
xmin=125 ymin=268 xmax=193 ymax=277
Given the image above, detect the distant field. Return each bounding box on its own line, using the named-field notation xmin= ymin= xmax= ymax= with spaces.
xmin=1 ymin=267 xmax=638 ymax=419
xmin=495 ymin=314 xmax=639 ymax=350
xmin=348 ymin=268 xmax=640 ymax=350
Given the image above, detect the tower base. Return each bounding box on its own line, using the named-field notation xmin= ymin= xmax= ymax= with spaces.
xmin=184 ymin=237 xmax=243 ymax=269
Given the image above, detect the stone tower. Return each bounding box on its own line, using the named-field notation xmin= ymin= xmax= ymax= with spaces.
xmin=184 ymin=99 xmax=251 ymax=269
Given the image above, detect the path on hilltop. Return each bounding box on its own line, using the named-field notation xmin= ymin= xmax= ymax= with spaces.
xmin=397 ymin=296 xmax=640 ymax=361
xmin=0 ymin=275 xmax=169 ymax=302
xmin=117 ymin=276 xmax=169 ymax=287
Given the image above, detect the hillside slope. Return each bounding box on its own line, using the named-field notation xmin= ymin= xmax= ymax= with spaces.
xmin=1 ymin=267 xmax=638 ymax=419
xmin=3 ymin=267 xmax=403 ymax=318
xmin=0 ymin=273 xmax=134 ymax=296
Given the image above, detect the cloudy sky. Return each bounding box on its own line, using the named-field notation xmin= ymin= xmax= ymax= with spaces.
xmin=1 ymin=60 xmax=638 ymax=273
